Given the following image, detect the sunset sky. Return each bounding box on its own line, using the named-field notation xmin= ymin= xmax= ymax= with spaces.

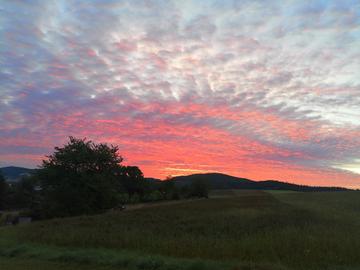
xmin=1 ymin=0 xmax=360 ymax=187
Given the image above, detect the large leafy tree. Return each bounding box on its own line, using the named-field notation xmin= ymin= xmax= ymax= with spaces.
xmin=39 ymin=137 xmax=124 ymax=217
xmin=0 ymin=172 xmax=7 ymax=210
xmin=118 ymin=166 xmax=147 ymax=198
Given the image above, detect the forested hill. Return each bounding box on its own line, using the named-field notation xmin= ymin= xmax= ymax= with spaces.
xmin=1 ymin=167 xmax=349 ymax=191
xmin=0 ymin=166 xmax=36 ymax=181
xmin=149 ymin=173 xmax=349 ymax=192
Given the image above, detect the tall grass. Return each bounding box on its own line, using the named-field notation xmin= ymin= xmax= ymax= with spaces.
xmin=1 ymin=190 xmax=360 ymax=270
xmin=0 ymin=257 xmax=124 ymax=270
xmin=0 ymin=240 xmax=239 ymax=270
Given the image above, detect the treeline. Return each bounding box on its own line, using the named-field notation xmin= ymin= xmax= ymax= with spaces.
xmin=0 ymin=137 xmax=208 ymax=219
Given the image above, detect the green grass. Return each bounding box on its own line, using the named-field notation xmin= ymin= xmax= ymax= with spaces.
xmin=0 ymin=257 xmax=126 ymax=270
xmin=1 ymin=190 xmax=360 ymax=270
xmin=0 ymin=241 xmax=234 ymax=270
xmin=0 ymin=210 xmax=18 ymax=225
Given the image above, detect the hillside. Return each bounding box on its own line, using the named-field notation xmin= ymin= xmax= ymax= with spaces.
xmin=0 ymin=167 xmax=349 ymax=191
xmin=0 ymin=166 xmax=36 ymax=181
xmin=170 ymin=173 xmax=349 ymax=192
xmin=172 ymin=173 xmax=254 ymax=189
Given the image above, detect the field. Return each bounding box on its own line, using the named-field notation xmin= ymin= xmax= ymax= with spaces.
xmin=0 ymin=190 xmax=360 ymax=270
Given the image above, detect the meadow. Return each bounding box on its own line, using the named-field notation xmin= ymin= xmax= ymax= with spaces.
xmin=0 ymin=190 xmax=360 ymax=270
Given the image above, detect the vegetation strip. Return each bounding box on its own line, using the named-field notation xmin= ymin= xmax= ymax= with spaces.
xmin=0 ymin=241 xmax=242 ymax=270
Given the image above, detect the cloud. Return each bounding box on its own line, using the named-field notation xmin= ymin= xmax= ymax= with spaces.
xmin=0 ymin=0 xmax=360 ymax=187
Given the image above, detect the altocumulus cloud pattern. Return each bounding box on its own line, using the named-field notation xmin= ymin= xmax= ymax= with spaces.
xmin=0 ymin=0 xmax=360 ymax=187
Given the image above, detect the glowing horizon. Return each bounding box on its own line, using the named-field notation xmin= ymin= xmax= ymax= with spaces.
xmin=1 ymin=1 xmax=360 ymax=188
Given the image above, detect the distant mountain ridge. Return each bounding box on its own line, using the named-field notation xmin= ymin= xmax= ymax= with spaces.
xmin=0 ymin=166 xmax=36 ymax=181
xmin=1 ymin=167 xmax=349 ymax=191
xmin=147 ymin=173 xmax=349 ymax=192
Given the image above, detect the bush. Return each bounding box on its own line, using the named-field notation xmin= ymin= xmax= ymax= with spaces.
xmin=189 ymin=179 xmax=209 ymax=198
xmin=142 ymin=191 xmax=163 ymax=202
xmin=117 ymin=193 xmax=130 ymax=204
xmin=130 ymin=194 xmax=141 ymax=204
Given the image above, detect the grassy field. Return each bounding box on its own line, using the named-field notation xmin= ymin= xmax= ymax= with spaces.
xmin=0 ymin=257 xmax=127 ymax=270
xmin=0 ymin=190 xmax=360 ymax=270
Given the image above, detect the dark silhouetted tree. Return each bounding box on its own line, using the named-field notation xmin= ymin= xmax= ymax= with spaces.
xmin=11 ymin=176 xmax=37 ymax=209
xmin=38 ymin=137 xmax=123 ymax=218
xmin=159 ymin=176 xmax=180 ymax=200
xmin=118 ymin=166 xmax=147 ymax=199
xmin=189 ymin=178 xmax=209 ymax=198
xmin=0 ymin=172 xmax=7 ymax=210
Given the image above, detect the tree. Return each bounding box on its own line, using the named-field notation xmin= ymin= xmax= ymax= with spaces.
xmin=189 ymin=178 xmax=209 ymax=198
xmin=38 ymin=137 xmax=123 ymax=218
xmin=159 ymin=176 xmax=180 ymax=200
xmin=0 ymin=172 xmax=7 ymax=210
xmin=9 ymin=176 xmax=37 ymax=209
xmin=118 ymin=166 xmax=147 ymax=199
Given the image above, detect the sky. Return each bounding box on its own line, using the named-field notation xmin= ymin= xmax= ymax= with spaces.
xmin=0 ymin=0 xmax=360 ymax=188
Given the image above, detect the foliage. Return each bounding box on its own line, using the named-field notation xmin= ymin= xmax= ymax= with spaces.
xmin=141 ymin=190 xmax=163 ymax=202
xmin=30 ymin=137 xmax=153 ymax=218
xmin=38 ymin=137 xmax=124 ymax=218
xmin=117 ymin=193 xmax=130 ymax=204
xmin=159 ymin=179 xmax=180 ymax=200
xmin=0 ymin=175 xmax=41 ymax=215
xmin=2 ymin=137 xmax=217 ymax=217
xmin=0 ymin=172 xmax=7 ymax=210
xmin=118 ymin=166 xmax=147 ymax=199
xmin=14 ymin=177 xmax=38 ymax=209
xmin=189 ymin=178 xmax=209 ymax=198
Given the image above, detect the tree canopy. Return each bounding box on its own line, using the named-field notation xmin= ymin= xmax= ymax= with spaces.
xmin=0 ymin=172 xmax=7 ymax=210
xmin=118 ymin=166 xmax=147 ymax=198
xmin=38 ymin=137 xmax=127 ymax=217
xmin=1 ymin=137 xmax=212 ymax=219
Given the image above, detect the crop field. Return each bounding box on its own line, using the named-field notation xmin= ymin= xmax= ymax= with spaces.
xmin=1 ymin=190 xmax=360 ymax=270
